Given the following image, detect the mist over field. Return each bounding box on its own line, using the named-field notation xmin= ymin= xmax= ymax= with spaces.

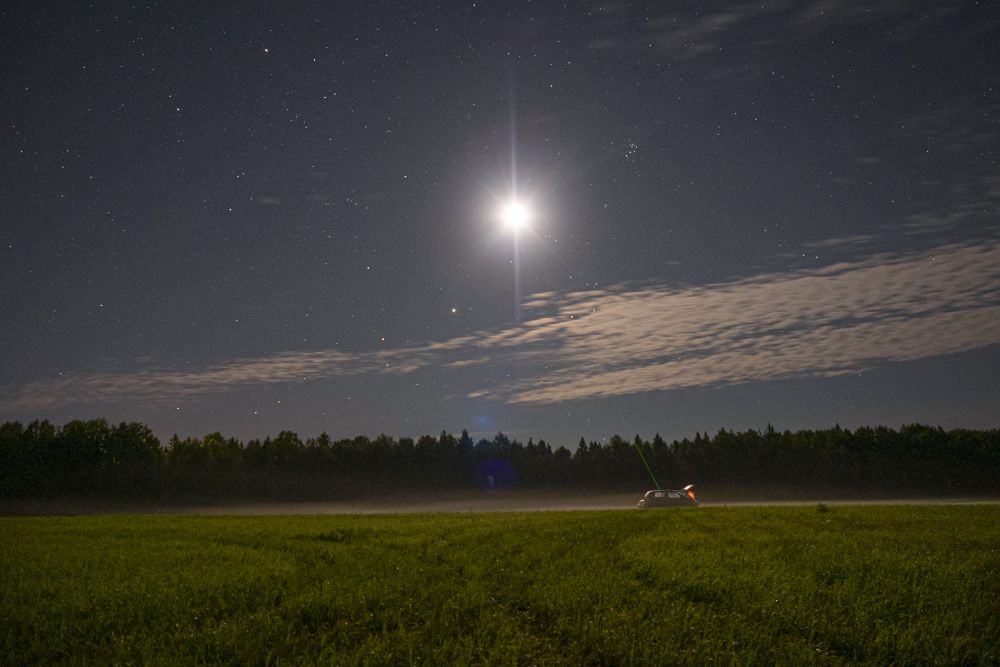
xmin=5 ymin=493 xmax=999 ymax=520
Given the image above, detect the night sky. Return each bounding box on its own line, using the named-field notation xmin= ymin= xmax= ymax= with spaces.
xmin=3 ymin=1 xmax=999 ymax=446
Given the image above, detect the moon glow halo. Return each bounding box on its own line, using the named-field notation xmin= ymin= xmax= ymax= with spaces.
xmin=499 ymin=199 xmax=532 ymax=233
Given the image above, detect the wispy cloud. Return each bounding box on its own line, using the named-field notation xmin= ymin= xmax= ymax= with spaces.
xmin=589 ymin=1 xmax=978 ymax=76
xmin=1 ymin=349 xmax=427 ymax=413
xmin=593 ymin=2 xmax=783 ymax=63
xmin=3 ymin=240 xmax=999 ymax=413
xmin=802 ymin=234 xmax=882 ymax=252
xmin=892 ymin=101 xmax=1000 ymax=240
xmin=789 ymin=0 xmax=925 ymax=31
xmin=471 ymin=242 xmax=1000 ymax=403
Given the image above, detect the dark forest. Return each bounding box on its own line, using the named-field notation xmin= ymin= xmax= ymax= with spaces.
xmin=2 ymin=420 xmax=998 ymax=502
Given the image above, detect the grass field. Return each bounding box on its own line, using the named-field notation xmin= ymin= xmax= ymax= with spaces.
xmin=2 ymin=505 xmax=998 ymax=665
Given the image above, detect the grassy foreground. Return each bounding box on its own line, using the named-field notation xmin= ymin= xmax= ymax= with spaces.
xmin=2 ymin=506 xmax=998 ymax=665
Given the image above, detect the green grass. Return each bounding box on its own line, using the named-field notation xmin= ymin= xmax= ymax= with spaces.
xmin=2 ymin=506 xmax=999 ymax=665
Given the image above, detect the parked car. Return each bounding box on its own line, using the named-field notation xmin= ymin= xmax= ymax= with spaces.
xmin=637 ymin=485 xmax=698 ymax=508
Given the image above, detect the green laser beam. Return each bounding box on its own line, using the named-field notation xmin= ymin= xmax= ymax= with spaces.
xmin=632 ymin=440 xmax=661 ymax=489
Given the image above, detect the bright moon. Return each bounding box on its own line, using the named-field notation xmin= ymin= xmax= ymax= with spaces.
xmin=499 ymin=200 xmax=532 ymax=232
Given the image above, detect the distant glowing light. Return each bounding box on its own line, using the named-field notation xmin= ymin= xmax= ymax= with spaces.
xmin=499 ymin=199 xmax=532 ymax=232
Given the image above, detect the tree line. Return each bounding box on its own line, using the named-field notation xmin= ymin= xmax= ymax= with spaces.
xmin=1 ymin=419 xmax=998 ymax=501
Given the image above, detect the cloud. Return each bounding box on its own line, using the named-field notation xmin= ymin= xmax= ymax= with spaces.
xmin=803 ymin=234 xmax=882 ymax=251
xmin=588 ymin=1 xmax=977 ymax=76
xmin=1 ymin=348 xmax=426 ymax=413
xmin=3 ymin=241 xmax=999 ymax=413
xmin=789 ymin=0 xmax=914 ymax=30
xmin=475 ymin=241 xmax=1000 ymax=403
xmin=892 ymin=101 xmax=1000 ymax=240
xmin=632 ymin=3 xmax=782 ymax=62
